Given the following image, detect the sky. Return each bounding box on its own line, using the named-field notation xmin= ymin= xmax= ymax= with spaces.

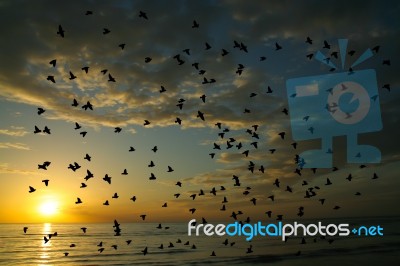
xmin=0 ymin=0 xmax=399 ymax=224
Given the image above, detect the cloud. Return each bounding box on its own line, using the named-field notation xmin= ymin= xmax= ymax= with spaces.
xmin=0 ymin=142 xmax=30 ymax=150
xmin=0 ymin=163 xmax=36 ymax=175
xmin=0 ymin=126 xmax=29 ymax=137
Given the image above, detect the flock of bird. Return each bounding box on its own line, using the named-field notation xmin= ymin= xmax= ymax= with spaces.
xmin=21 ymin=8 xmax=390 ymax=260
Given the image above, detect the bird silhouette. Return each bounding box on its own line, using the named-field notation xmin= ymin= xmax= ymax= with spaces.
xmin=69 ymin=71 xmax=77 ymax=80
xmin=47 ymin=76 xmax=55 ymax=83
xmin=139 ymin=11 xmax=148 ymax=20
xmin=42 ymin=179 xmax=49 ymax=186
xmin=323 ymin=40 xmax=331 ymax=49
xmin=221 ymin=49 xmax=229 ymax=56
xmin=141 ymin=247 xmax=148 ymax=255
xmin=192 ymin=20 xmax=199 ymax=28
xmin=34 ymin=126 xmax=41 ymax=134
xmin=108 ymin=74 xmax=116 ymax=82
xmin=306 ymin=36 xmax=313 ymax=44
xmin=103 ymin=28 xmax=110 ymax=34
xmin=82 ymin=101 xmax=93 ymax=110
xmin=75 ymin=198 xmax=82 ymax=204
xmin=81 ymin=66 xmax=89 ymax=73
xmin=84 ymin=153 xmax=91 ymax=161
xmin=72 ymin=99 xmax=79 ymax=107
xmin=57 ymin=25 xmax=65 ymax=37
xmin=103 ymin=174 xmax=111 ymax=184
xmin=43 ymin=126 xmax=51 ymax=134
xmin=37 ymin=107 xmax=45 ymax=115
xmin=273 ymin=178 xmax=280 ymax=188
xmin=275 ymin=42 xmax=282 ymax=50
xmin=197 ymin=111 xmax=205 ymax=121
xmin=49 ymin=59 xmax=56 ymax=67
xmin=372 ymin=45 xmax=380 ymax=53
xmin=38 ymin=161 xmax=51 ymax=170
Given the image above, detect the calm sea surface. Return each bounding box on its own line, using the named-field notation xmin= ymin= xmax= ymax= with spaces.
xmin=0 ymin=217 xmax=399 ymax=265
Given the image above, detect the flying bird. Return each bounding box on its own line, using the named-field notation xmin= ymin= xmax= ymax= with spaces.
xmin=84 ymin=153 xmax=91 ymax=161
xmin=192 ymin=20 xmax=199 ymax=28
xmin=69 ymin=71 xmax=77 ymax=80
xmin=34 ymin=126 xmax=41 ymax=134
xmin=197 ymin=111 xmax=205 ymax=121
xmin=49 ymin=59 xmax=56 ymax=67
xmin=47 ymin=76 xmax=55 ymax=83
xmin=108 ymin=74 xmax=116 ymax=82
xmin=57 ymin=25 xmax=65 ymax=37
xmin=72 ymin=99 xmax=79 ymax=107
xmin=38 ymin=107 xmax=46 ymax=115
xmin=82 ymin=101 xmax=93 ymax=110
xmin=139 ymin=11 xmax=148 ymax=20
xmin=103 ymin=174 xmax=111 ymax=184
xmin=323 ymin=40 xmax=331 ymax=49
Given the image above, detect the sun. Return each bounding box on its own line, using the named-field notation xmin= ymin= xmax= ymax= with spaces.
xmin=38 ymin=201 xmax=59 ymax=216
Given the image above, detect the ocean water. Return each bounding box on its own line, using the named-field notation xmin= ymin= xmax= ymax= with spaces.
xmin=0 ymin=217 xmax=399 ymax=265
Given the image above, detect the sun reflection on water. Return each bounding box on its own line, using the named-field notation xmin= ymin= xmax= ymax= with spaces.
xmin=39 ymin=223 xmax=52 ymax=261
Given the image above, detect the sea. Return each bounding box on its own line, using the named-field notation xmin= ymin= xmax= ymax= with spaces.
xmin=0 ymin=216 xmax=399 ymax=265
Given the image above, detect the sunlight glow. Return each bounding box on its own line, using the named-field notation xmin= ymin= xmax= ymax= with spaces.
xmin=38 ymin=201 xmax=58 ymax=216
